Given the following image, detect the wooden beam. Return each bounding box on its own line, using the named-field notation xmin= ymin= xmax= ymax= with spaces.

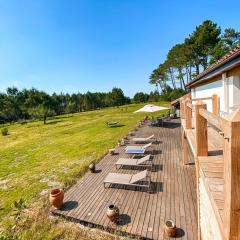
xmin=195 ymin=101 xmax=208 ymax=157
xmin=212 ymin=94 xmax=219 ymax=115
xmin=185 ymin=99 xmax=192 ymax=129
xmin=182 ymin=128 xmax=189 ymax=165
xmin=223 ymin=108 xmax=240 ymax=239
xmin=180 ymin=99 xmax=185 ymax=119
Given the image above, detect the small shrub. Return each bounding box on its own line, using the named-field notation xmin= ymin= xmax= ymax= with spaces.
xmin=1 ymin=128 xmax=9 ymax=136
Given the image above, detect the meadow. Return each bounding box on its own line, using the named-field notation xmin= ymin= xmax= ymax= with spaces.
xmin=0 ymin=102 xmax=169 ymax=225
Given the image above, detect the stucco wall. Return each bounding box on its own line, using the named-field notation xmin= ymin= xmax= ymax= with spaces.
xmin=191 ymin=80 xmax=223 ymax=113
xmin=191 ymin=75 xmax=240 ymax=115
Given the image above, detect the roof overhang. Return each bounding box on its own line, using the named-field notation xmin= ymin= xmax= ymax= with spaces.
xmin=187 ymin=46 xmax=240 ymax=89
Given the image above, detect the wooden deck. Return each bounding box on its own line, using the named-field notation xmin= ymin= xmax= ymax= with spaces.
xmin=53 ymin=119 xmax=198 ymax=240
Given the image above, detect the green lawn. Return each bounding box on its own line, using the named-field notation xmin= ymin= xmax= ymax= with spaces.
xmin=0 ymin=102 xmax=169 ymax=222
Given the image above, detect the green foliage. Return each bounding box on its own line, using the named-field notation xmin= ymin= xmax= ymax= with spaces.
xmin=133 ymin=92 xmax=149 ymax=103
xmin=1 ymin=128 xmax=9 ymax=136
xmin=168 ymin=89 xmax=186 ymax=101
xmin=12 ymin=198 xmax=26 ymax=221
xmin=149 ymin=20 xmax=239 ymax=94
xmin=0 ymin=87 xmax=130 ymax=124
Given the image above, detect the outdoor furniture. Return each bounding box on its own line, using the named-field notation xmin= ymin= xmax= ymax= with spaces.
xmin=115 ymin=155 xmax=153 ymax=170
xmin=150 ymin=118 xmax=164 ymax=127
xmin=105 ymin=121 xmax=119 ymax=126
xmin=125 ymin=148 xmax=145 ymax=154
xmin=103 ymin=170 xmax=151 ymax=191
xmin=126 ymin=142 xmax=152 ymax=150
xmin=130 ymin=134 xmax=155 ymax=143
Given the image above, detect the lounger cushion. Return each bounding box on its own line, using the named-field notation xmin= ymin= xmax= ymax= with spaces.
xmin=104 ymin=173 xmax=131 ymax=185
xmin=130 ymin=170 xmax=147 ymax=184
xmin=125 ymin=149 xmax=145 ymax=154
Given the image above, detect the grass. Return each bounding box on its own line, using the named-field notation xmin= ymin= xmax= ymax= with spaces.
xmin=0 ymin=102 xmax=170 ymax=239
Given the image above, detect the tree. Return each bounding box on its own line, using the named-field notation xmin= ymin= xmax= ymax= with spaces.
xmin=28 ymin=92 xmax=55 ymax=124
xmin=186 ymin=20 xmax=221 ymax=71
xmin=133 ymin=92 xmax=149 ymax=103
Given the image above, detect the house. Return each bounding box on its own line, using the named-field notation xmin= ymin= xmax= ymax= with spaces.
xmin=187 ymin=45 xmax=240 ymax=115
xmin=178 ymin=45 xmax=240 ymax=240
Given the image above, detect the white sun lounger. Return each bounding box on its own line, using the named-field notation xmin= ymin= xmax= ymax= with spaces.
xmin=115 ymin=155 xmax=152 ymax=170
xmin=125 ymin=148 xmax=145 ymax=154
xmin=131 ymin=134 xmax=155 ymax=143
xmin=103 ymin=170 xmax=151 ymax=191
xmin=125 ymin=142 xmax=152 ymax=150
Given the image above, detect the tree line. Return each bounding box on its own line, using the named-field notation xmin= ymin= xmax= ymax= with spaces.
xmin=0 ymin=87 xmax=131 ymax=124
xmin=149 ymin=20 xmax=240 ymax=92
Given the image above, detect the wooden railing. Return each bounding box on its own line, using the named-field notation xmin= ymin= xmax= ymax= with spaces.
xmin=180 ymin=93 xmax=240 ymax=240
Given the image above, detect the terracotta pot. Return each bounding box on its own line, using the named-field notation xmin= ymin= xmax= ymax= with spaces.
xmin=106 ymin=204 xmax=119 ymax=223
xmin=89 ymin=163 xmax=96 ymax=173
xmin=49 ymin=188 xmax=64 ymax=209
xmin=164 ymin=220 xmax=176 ymax=237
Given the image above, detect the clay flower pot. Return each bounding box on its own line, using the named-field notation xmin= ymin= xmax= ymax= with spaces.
xmin=49 ymin=188 xmax=64 ymax=209
xmin=106 ymin=204 xmax=119 ymax=223
xmin=89 ymin=163 xmax=96 ymax=173
xmin=164 ymin=220 xmax=176 ymax=237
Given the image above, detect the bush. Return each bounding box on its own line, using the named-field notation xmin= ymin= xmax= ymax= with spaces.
xmin=1 ymin=128 xmax=9 ymax=136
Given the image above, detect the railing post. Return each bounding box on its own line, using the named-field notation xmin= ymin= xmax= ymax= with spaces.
xmin=212 ymin=94 xmax=219 ymax=115
xmin=195 ymin=101 xmax=208 ymax=157
xmin=185 ymin=98 xmax=192 ymax=129
xmin=182 ymin=129 xmax=189 ymax=165
xmin=180 ymin=99 xmax=185 ymax=119
xmin=223 ymin=109 xmax=240 ymax=239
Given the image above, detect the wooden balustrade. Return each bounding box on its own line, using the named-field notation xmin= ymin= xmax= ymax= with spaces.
xmin=222 ymin=111 xmax=240 ymax=240
xmin=185 ymin=98 xmax=193 ymax=129
xmin=199 ymin=108 xmax=227 ymax=132
xmin=181 ymin=94 xmax=240 ymax=239
xmin=195 ymin=101 xmax=208 ymax=157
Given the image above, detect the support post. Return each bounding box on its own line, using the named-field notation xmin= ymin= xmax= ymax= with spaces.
xmin=185 ymin=98 xmax=192 ymax=129
xmin=180 ymin=99 xmax=185 ymax=119
xmin=195 ymin=101 xmax=208 ymax=157
xmin=223 ymin=108 xmax=240 ymax=239
xmin=182 ymin=128 xmax=189 ymax=165
xmin=212 ymin=94 xmax=219 ymax=115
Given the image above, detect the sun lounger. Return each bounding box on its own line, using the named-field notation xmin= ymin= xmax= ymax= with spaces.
xmin=131 ymin=134 xmax=155 ymax=143
xmin=126 ymin=142 xmax=152 ymax=150
xmin=103 ymin=170 xmax=151 ymax=191
xmin=125 ymin=148 xmax=145 ymax=154
xmin=105 ymin=121 xmax=119 ymax=126
xmin=115 ymin=155 xmax=152 ymax=170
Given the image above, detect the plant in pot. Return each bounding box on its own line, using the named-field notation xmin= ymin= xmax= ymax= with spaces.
xmin=49 ymin=188 xmax=64 ymax=209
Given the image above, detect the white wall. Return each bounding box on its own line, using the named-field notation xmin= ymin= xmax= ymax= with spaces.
xmin=191 ymin=80 xmax=222 ymax=113
xmin=191 ymin=75 xmax=240 ymax=116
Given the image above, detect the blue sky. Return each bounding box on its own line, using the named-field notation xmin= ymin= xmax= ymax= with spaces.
xmin=0 ymin=0 xmax=239 ymax=97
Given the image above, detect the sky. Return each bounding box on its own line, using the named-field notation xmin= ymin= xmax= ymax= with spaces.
xmin=0 ymin=0 xmax=239 ymax=97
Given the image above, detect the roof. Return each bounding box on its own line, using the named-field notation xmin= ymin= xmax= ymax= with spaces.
xmin=187 ymin=45 xmax=240 ymax=88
